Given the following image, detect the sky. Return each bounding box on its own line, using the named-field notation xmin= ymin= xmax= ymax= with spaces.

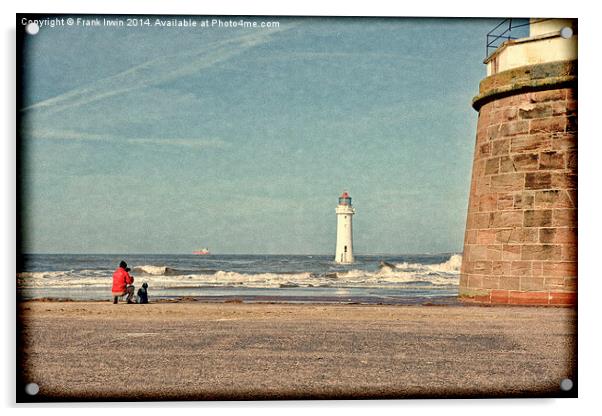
xmin=19 ymin=16 xmax=515 ymax=255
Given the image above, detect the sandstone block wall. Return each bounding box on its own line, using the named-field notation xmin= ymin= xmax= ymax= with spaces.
xmin=460 ymin=61 xmax=577 ymax=305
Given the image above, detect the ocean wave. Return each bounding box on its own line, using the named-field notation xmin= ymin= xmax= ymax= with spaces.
xmin=17 ymin=271 xmax=71 ymax=280
xmin=133 ymin=265 xmax=180 ymax=275
xmin=384 ymin=254 xmax=462 ymax=274
xmin=17 ymin=254 xmax=462 ymax=290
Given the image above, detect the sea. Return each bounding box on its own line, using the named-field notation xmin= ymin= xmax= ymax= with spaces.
xmin=17 ymin=253 xmax=462 ymax=305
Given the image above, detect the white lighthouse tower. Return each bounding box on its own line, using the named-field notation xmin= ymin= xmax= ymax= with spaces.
xmin=335 ymin=191 xmax=355 ymax=264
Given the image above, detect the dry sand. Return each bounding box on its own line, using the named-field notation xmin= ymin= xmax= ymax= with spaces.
xmin=17 ymin=301 xmax=576 ymax=401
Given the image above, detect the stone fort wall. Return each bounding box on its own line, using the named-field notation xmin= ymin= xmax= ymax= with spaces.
xmin=459 ymin=60 xmax=577 ymax=305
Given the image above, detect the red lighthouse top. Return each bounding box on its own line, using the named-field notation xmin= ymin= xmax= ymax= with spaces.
xmin=338 ymin=191 xmax=352 ymax=206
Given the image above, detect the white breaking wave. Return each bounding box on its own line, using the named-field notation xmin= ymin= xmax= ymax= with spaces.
xmin=17 ymin=255 xmax=462 ymax=290
xmin=394 ymin=253 xmax=462 ymax=274
xmin=339 ymin=254 xmax=461 ymax=286
xmin=133 ymin=265 xmax=170 ymax=275
xmin=18 ymin=271 xmax=67 ymax=279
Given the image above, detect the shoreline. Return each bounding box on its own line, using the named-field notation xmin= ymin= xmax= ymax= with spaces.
xmin=18 ymin=301 xmax=577 ymax=400
xmin=18 ymin=294 xmax=576 ymax=307
xmin=18 ymin=294 xmax=462 ymax=306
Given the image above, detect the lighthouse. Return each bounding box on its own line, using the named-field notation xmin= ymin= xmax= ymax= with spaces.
xmin=335 ymin=191 xmax=355 ymax=264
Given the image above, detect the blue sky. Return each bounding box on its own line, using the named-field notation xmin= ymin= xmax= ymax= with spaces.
xmin=20 ymin=16 xmax=505 ymax=254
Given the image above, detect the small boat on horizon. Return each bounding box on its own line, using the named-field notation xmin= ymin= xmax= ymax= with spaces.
xmin=192 ymin=248 xmax=210 ymax=255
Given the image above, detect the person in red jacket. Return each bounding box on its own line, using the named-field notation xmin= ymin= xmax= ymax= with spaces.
xmin=112 ymin=260 xmax=135 ymax=304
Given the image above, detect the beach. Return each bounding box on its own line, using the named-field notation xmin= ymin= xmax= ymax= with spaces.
xmin=18 ymin=301 xmax=576 ymax=401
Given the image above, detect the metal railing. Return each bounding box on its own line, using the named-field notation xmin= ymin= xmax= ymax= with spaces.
xmin=486 ymin=18 xmax=548 ymax=59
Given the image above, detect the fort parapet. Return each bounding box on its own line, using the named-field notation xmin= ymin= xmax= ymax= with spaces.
xmin=459 ymin=19 xmax=577 ymax=305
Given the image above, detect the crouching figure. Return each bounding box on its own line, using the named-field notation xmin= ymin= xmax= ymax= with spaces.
xmin=112 ymin=260 xmax=135 ymax=304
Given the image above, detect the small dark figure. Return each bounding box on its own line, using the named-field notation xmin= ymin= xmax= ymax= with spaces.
xmin=137 ymin=282 xmax=149 ymax=304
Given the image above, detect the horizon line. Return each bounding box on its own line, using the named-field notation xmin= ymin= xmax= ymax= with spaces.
xmin=18 ymin=251 xmax=462 ymax=257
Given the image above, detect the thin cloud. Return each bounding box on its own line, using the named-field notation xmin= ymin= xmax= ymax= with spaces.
xmin=21 ymin=23 xmax=298 ymax=116
xmin=23 ymin=126 xmax=229 ymax=149
xmin=22 ymin=127 xmax=106 ymax=141
xmin=127 ymin=138 xmax=229 ymax=149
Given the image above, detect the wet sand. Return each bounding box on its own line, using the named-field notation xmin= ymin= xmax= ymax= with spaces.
xmin=17 ymin=301 xmax=577 ymax=401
